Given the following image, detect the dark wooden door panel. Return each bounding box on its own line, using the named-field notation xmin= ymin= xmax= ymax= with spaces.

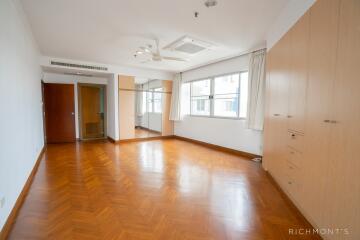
xmin=44 ymin=83 xmax=76 ymax=143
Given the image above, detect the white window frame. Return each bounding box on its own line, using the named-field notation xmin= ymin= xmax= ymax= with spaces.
xmin=146 ymin=87 xmax=163 ymax=113
xmin=188 ymin=71 xmax=248 ymax=120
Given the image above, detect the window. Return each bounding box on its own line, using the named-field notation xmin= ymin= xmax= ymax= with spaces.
xmin=146 ymin=88 xmax=163 ymax=113
xmin=147 ymin=91 xmax=153 ymax=113
xmin=153 ymin=88 xmax=162 ymax=113
xmin=213 ymin=74 xmax=239 ymax=117
xmin=190 ymin=79 xmax=211 ymax=116
xmin=142 ymin=91 xmax=147 ymax=115
xmin=185 ymin=72 xmax=248 ymax=119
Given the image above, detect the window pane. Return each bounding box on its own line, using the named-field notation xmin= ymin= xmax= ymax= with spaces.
xmin=153 ymin=91 xmax=162 ymax=100
xmin=147 ymin=92 xmax=153 ymax=112
xmin=214 ymin=74 xmax=239 ymax=94
xmin=153 ymin=99 xmax=162 ymax=113
xmin=191 ymin=79 xmax=210 ymax=96
xmin=191 ymin=96 xmax=210 ymax=116
xmin=147 ymin=101 xmax=153 ymax=112
xmin=214 ymin=94 xmax=238 ymax=117
xmin=142 ymin=92 xmax=147 ymax=114
xmin=239 ymin=72 xmax=249 ymax=118
xmin=181 ymin=83 xmax=190 ymax=115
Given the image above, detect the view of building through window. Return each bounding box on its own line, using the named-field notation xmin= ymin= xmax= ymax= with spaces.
xmin=181 ymin=72 xmax=248 ymax=118
xmin=145 ymin=88 xmax=163 ymax=113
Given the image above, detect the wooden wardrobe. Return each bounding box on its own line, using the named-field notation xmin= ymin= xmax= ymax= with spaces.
xmin=263 ymin=0 xmax=360 ymax=239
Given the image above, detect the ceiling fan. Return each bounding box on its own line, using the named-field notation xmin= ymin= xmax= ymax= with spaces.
xmin=134 ymin=39 xmax=187 ymax=63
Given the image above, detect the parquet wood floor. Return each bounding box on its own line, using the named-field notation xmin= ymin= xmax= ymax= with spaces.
xmin=7 ymin=139 xmax=320 ymax=240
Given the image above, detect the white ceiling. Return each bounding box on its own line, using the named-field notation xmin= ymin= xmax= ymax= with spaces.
xmin=21 ymin=0 xmax=289 ymax=72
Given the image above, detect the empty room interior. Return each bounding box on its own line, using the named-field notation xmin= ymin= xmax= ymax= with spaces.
xmin=0 ymin=0 xmax=359 ymax=239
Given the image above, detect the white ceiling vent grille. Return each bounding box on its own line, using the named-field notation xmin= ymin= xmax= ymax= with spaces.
xmin=50 ymin=61 xmax=108 ymax=71
xmin=164 ymin=36 xmax=213 ymax=55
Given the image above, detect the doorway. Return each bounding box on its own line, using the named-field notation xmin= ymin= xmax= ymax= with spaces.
xmin=43 ymin=83 xmax=76 ymax=143
xmin=78 ymin=84 xmax=106 ymax=140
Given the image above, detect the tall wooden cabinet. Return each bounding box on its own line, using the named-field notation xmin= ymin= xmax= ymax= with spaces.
xmin=322 ymin=0 xmax=360 ymax=237
xmin=301 ymin=0 xmax=340 ymax=228
xmin=263 ymin=0 xmax=360 ymax=239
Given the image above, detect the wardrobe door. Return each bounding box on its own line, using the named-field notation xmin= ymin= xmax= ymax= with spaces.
xmin=301 ymin=0 xmax=340 ymax=227
xmin=264 ymin=44 xmax=282 ymax=178
xmin=262 ymin=50 xmax=275 ymax=171
xmin=288 ymin=12 xmax=310 ymax=134
xmin=271 ymin=33 xmax=291 ymax=186
xmin=323 ymin=1 xmax=360 ymax=239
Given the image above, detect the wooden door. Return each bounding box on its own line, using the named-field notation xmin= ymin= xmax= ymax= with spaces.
xmin=288 ymin=12 xmax=310 ymax=134
xmin=301 ymin=0 xmax=340 ymax=227
xmin=44 ymin=83 xmax=76 ymax=143
xmin=323 ymin=0 xmax=360 ymax=238
xmin=79 ymin=85 xmax=105 ymax=139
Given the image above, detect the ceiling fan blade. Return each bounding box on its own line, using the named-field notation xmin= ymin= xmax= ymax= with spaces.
xmin=162 ymin=56 xmax=188 ymax=62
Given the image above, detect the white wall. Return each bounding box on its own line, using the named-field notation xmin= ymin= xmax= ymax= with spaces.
xmin=266 ymin=0 xmax=316 ymax=50
xmin=0 ymin=0 xmax=44 ymax=231
xmin=107 ymin=74 xmax=118 ymax=140
xmin=175 ymin=116 xmax=262 ymax=155
xmin=175 ymin=54 xmax=263 ymax=155
xmin=42 ymin=72 xmax=110 ymax=139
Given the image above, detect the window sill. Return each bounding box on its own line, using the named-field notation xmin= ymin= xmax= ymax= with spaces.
xmin=185 ymin=115 xmax=247 ymax=121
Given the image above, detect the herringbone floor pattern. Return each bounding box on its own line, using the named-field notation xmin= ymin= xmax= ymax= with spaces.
xmin=7 ymin=139 xmax=320 ymax=240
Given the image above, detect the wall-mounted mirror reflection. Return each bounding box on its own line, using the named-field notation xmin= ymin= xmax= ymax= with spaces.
xmin=135 ymin=79 xmax=163 ymax=138
xmin=118 ymin=75 xmax=173 ymax=141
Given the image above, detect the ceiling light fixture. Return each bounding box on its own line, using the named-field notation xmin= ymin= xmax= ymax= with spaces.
xmin=204 ymin=0 xmax=217 ymax=7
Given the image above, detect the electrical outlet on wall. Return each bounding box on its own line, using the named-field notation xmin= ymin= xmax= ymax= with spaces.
xmin=0 ymin=197 xmax=5 ymax=208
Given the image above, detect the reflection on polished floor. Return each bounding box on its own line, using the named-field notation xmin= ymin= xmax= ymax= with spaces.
xmin=7 ymin=140 xmax=319 ymax=240
xmin=134 ymin=128 xmax=161 ymax=138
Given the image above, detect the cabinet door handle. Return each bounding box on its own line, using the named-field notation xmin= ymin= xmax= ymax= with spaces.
xmin=323 ymin=120 xmax=331 ymax=123
xmin=288 ymin=181 xmax=292 ymax=185
xmin=330 ymin=120 xmax=338 ymax=124
xmin=273 ymin=114 xmax=280 ymax=116
xmin=287 ymin=115 xmax=293 ymax=118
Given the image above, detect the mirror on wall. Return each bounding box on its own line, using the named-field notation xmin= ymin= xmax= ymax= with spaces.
xmin=118 ymin=76 xmax=173 ymax=141
xmin=134 ymin=79 xmax=163 ymax=139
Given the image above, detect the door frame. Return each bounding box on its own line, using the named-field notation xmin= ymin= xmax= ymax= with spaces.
xmin=78 ymin=83 xmax=107 ymax=140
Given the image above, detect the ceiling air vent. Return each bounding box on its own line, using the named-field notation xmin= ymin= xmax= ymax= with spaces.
xmin=50 ymin=61 xmax=108 ymax=71
xmin=163 ymin=36 xmax=213 ymax=55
